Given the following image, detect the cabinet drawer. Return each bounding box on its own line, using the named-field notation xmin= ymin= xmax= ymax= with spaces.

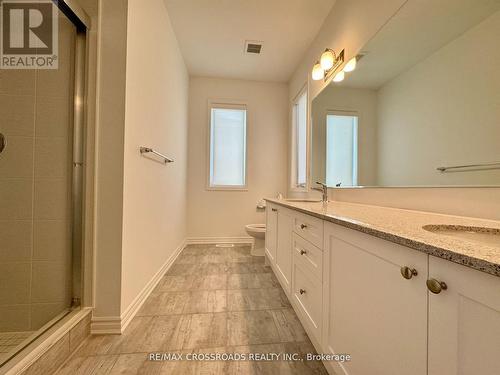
xmin=293 ymin=232 xmax=323 ymax=281
xmin=293 ymin=212 xmax=323 ymax=249
xmin=293 ymin=262 xmax=322 ymax=342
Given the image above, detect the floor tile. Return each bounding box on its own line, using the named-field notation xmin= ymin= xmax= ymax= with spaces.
xmin=166 ymin=263 xmax=198 ymax=276
xmin=108 ymin=315 xmax=182 ymax=353
xmin=107 ymin=353 xmax=169 ymax=374
xmin=227 ymin=310 xmax=281 ymax=346
xmin=227 ymin=247 xmax=264 ymax=264
xmin=227 ymin=342 xmax=329 ymax=375
xmin=182 ymin=290 xmax=227 ymax=314
xmin=56 ymin=243 xmax=327 ymax=374
xmin=226 ymin=263 xmax=272 ymax=274
xmin=136 ymin=292 xmax=187 ymax=316
xmin=172 ymin=313 xmax=227 ymax=350
xmin=69 ymin=335 xmax=117 ymax=358
xmin=197 ymin=263 xmax=229 ymax=275
xmin=155 ymin=274 xmax=227 ymax=292
xmin=271 ymin=309 xmax=308 ymax=343
xmin=227 ymin=288 xmax=290 ymax=311
xmin=227 ymin=273 xmax=279 ymax=289
xmin=55 ymin=355 xmax=118 ymax=375
xmin=138 ymin=290 xmax=227 ymax=316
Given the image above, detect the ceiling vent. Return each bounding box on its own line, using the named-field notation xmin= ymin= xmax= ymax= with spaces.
xmin=245 ymin=40 xmax=263 ymax=54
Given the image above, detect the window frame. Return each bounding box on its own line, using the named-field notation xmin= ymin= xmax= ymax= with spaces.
xmin=290 ymin=84 xmax=309 ymax=192
xmin=206 ymin=100 xmax=248 ymax=191
xmin=325 ymin=109 xmax=359 ymax=187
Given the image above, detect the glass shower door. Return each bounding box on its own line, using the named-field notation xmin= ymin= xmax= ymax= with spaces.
xmin=0 ymin=5 xmax=79 ymax=365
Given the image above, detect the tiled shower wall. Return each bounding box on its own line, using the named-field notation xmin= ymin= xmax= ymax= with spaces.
xmin=0 ymin=16 xmax=75 ymax=333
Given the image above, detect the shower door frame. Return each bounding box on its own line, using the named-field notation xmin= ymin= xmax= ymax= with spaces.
xmin=0 ymin=0 xmax=91 ymax=368
xmin=52 ymin=0 xmax=91 ymax=319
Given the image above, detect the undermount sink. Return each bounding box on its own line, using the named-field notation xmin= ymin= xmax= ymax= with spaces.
xmin=285 ymin=198 xmax=323 ymax=203
xmin=422 ymin=225 xmax=500 ymax=247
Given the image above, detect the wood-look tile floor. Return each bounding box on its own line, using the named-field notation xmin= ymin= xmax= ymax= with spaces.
xmin=56 ymin=244 xmax=328 ymax=374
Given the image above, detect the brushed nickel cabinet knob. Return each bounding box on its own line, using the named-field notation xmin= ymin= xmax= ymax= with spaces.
xmin=400 ymin=266 xmax=418 ymax=280
xmin=0 ymin=133 xmax=6 ymax=154
xmin=427 ymin=278 xmax=448 ymax=294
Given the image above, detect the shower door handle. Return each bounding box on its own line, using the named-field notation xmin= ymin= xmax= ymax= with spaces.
xmin=0 ymin=133 xmax=6 ymax=154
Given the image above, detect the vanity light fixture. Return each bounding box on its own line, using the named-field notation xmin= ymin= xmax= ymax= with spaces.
xmin=343 ymin=56 xmax=357 ymax=72
xmin=320 ymin=48 xmax=336 ymax=70
xmin=332 ymin=70 xmax=345 ymax=82
xmin=312 ymin=61 xmax=324 ymax=81
xmin=311 ymin=48 xmax=345 ymax=81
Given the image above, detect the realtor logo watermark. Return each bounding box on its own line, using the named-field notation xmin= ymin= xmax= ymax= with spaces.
xmin=0 ymin=0 xmax=58 ymax=69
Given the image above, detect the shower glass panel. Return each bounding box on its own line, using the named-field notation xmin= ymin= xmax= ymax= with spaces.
xmin=0 ymin=5 xmax=80 ymax=365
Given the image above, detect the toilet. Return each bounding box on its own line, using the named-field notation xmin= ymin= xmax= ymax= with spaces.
xmin=245 ymin=224 xmax=266 ymax=256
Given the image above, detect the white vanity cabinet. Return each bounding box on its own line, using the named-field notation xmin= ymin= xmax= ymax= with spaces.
xmin=274 ymin=207 xmax=294 ymax=294
xmin=265 ymin=203 xmax=278 ymax=262
xmin=292 ymin=232 xmax=324 ymax=342
xmin=427 ymin=256 xmax=500 ymax=375
xmin=266 ymin=203 xmax=294 ymax=294
xmin=323 ymin=223 xmax=428 ymax=375
xmin=265 ymin=201 xmax=500 ymax=375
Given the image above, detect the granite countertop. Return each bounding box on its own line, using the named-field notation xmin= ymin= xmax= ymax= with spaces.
xmin=265 ymin=198 xmax=500 ymax=277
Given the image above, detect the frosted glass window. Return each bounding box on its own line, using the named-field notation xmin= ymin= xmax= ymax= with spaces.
xmin=293 ymin=91 xmax=308 ymax=188
xmin=326 ymin=114 xmax=358 ymax=187
xmin=209 ymin=107 xmax=247 ymax=188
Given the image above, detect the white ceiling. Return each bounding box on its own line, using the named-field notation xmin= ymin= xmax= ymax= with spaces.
xmin=163 ymin=0 xmax=336 ymax=82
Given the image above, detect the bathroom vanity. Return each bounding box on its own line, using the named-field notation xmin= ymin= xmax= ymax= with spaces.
xmin=265 ymin=199 xmax=500 ymax=375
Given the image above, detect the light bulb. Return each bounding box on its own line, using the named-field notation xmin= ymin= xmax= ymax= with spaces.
xmin=332 ymin=70 xmax=345 ymax=83
xmin=311 ymin=62 xmax=324 ymax=81
xmin=320 ymin=49 xmax=335 ymax=70
xmin=343 ymin=57 xmax=357 ymax=72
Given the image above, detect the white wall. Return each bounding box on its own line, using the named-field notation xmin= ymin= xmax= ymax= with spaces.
xmin=187 ymin=77 xmax=288 ymax=238
xmin=120 ymin=0 xmax=189 ymax=312
xmin=93 ymin=0 xmax=127 ymax=318
xmin=311 ymin=86 xmax=377 ymax=186
xmin=376 ymin=10 xmax=500 ymax=186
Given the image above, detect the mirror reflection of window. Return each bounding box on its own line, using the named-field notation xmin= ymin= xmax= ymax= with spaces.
xmin=293 ymin=90 xmax=308 ymax=189
xmin=326 ymin=113 xmax=358 ymax=187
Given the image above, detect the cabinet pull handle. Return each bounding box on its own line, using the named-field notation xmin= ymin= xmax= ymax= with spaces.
xmin=271 ymin=208 xmax=278 ymax=212
xmin=426 ymin=279 xmax=447 ymax=294
xmin=0 ymin=133 xmax=6 ymax=154
xmin=299 ymin=289 xmax=306 ymax=295
xmin=300 ymin=224 xmax=307 ymax=229
xmin=400 ymin=266 xmax=418 ymax=280
xmin=300 ymin=249 xmax=307 ymax=255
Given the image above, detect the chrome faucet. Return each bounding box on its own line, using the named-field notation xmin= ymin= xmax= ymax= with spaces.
xmin=312 ymin=181 xmax=328 ymax=202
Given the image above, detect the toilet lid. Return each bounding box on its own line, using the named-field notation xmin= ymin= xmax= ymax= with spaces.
xmin=246 ymin=224 xmax=266 ymax=232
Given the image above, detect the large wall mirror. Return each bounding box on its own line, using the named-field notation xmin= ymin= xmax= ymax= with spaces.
xmin=311 ymin=0 xmax=500 ymax=188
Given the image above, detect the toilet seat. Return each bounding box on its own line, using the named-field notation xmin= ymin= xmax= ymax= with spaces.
xmin=245 ymin=224 xmax=266 ymax=233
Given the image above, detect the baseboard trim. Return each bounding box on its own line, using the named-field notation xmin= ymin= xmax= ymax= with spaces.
xmin=186 ymin=236 xmax=253 ymax=245
xmin=90 ymin=239 xmax=187 ymax=335
xmin=89 ymin=316 xmax=121 ymax=335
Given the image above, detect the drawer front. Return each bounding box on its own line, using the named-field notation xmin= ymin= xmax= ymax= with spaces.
xmin=293 ymin=212 xmax=324 ymax=249
xmin=293 ymin=232 xmax=323 ymax=282
xmin=293 ymin=262 xmax=322 ymax=342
